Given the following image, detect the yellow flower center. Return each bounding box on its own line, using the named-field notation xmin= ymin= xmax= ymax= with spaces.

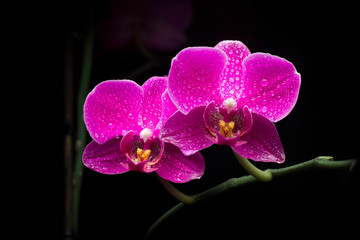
xmin=219 ymin=120 xmax=235 ymax=137
xmin=136 ymin=148 xmax=151 ymax=162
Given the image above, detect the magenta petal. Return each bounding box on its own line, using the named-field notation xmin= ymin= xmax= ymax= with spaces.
xmin=160 ymin=106 xmax=214 ymax=155
xmin=83 ymin=138 xmax=129 ymax=174
xmin=242 ymin=53 xmax=301 ymax=122
xmin=232 ymin=113 xmax=285 ymax=163
xmin=215 ymin=40 xmax=251 ymax=101
xmin=168 ymin=47 xmax=226 ymax=114
xmin=156 ymin=90 xmax=178 ymax=131
xmin=141 ymin=76 xmax=168 ymax=129
xmin=84 ymin=80 xmax=143 ymax=144
xmin=156 ymin=143 xmax=205 ymax=183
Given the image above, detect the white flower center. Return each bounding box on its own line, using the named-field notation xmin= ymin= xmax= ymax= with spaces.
xmin=140 ymin=128 xmax=153 ymax=143
xmin=222 ymin=98 xmax=237 ymax=114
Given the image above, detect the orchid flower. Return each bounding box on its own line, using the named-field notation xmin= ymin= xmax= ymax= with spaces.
xmin=160 ymin=40 xmax=301 ymax=164
xmin=82 ymin=77 xmax=205 ymax=183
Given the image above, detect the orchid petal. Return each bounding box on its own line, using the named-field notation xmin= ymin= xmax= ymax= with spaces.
xmin=232 ymin=113 xmax=285 ymax=163
xmin=156 ymin=90 xmax=178 ymax=131
xmin=168 ymin=47 xmax=226 ymax=114
xmin=215 ymin=40 xmax=251 ymax=101
xmin=83 ymin=138 xmax=129 ymax=174
xmin=84 ymin=80 xmax=143 ymax=144
xmin=160 ymin=106 xmax=214 ymax=155
xmin=141 ymin=76 xmax=168 ymax=130
xmin=156 ymin=143 xmax=205 ymax=183
xmin=242 ymin=53 xmax=301 ymax=122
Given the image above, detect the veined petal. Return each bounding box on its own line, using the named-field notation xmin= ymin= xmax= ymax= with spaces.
xmin=215 ymin=40 xmax=251 ymax=101
xmin=84 ymin=80 xmax=143 ymax=144
xmin=156 ymin=143 xmax=205 ymax=183
xmin=242 ymin=53 xmax=301 ymax=122
xmin=168 ymin=47 xmax=226 ymax=114
xmin=160 ymin=106 xmax=214 ymax=155
xmin=232 ymin=113 xmax=285 ymax=163
xmin=83 ymin=138 xmax=129 ymax=174
xmin=141 ymin=76 xmax=168 ymax=129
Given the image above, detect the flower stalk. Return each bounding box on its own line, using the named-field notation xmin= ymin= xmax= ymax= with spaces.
xmin=145 ymin=157 xmax=357 ymax=239
xmin=233 ymin=150 xmax=273 ymax=182
xmin=73 ymin=2 xmax=94 ymax=234
xmin=156 ymin=174 xmax=197 ymax=205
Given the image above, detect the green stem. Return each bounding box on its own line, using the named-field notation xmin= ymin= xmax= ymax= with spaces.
xmin=145 ymin=157 xmax=357 ymax=239
xmin=156 ymin=174 xmax=197 ymax=205
xmin=73 ymin=2 xmax=94 ymax=234
xmin=233 ymin=150 xmax=272 ymax=182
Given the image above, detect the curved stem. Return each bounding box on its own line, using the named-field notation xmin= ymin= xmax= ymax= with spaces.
xmin=233 ymin=150 xmax=272 ymax=182
xmin=156 ymin=174 xmax=197 ymax=205
xmin=145 ymin=157 xmax=357 ymax=239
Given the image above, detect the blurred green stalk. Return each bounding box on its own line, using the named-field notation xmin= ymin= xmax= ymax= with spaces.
xmin=73 ymin=2 xmax=94 ymax=234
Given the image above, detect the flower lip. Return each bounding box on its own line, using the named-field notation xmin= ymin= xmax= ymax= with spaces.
xmin=120 ymin=130 xmax=164 ymax=172
xmin=203 ymin=102 xmax=253 ymax=146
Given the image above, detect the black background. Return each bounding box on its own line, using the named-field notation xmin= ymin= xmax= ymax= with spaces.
xmin=35 ymin=0 xmax=359 ymax=239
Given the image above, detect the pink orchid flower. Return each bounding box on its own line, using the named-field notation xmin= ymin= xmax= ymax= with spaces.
xmin=82 ymin=77 xmax=205 ymax=183
xmin=160 ymin=40 xmax=301 ymax=163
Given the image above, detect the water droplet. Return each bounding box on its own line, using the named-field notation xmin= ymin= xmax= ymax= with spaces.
xmin=262 ymin=106 xmax=268 ymax=112
xmin=128 ymin=113 xmax=134 ymax=120
xmin=108 ymin=123 xmax=114 ymax=129
xmin=260 ymin=79 xmax=269 ymax=87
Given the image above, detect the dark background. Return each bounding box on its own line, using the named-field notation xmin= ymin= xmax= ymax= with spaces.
xmin=39 ymin=0 xmax=359 ymax=239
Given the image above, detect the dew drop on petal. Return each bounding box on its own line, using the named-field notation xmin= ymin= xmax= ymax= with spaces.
xmin=108 ymin=123 xmax=114 ymax=129
xmin=260 ymin=79 xmax=269 ymax=87
xmin=128 ymin=113 xmax=134 ymax=120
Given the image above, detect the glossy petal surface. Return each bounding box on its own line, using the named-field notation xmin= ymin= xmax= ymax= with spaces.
xmin=215 ymin=40 xmax=251 ymax=101
xmin=83 ymin=138 xmax=129 ymax=174
xmin=156 ymin=143 xmax=205 ymax=183
xmin=141 ymin=76 xmax=168 ymax=129
xmin=160 ymin=106 xmax=214 ymax=155
xmin=241 ymin=53 xmax=301 ymax=122
xmin=168 ymin=47 xmax=226 ymax=114
xmin=84 ymin=80 xmax=143 ymax=144
xmin=232 ymin=113 xmax=285 ymax=163
xmin=156 ymin=90 xmax=178 ymax=131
